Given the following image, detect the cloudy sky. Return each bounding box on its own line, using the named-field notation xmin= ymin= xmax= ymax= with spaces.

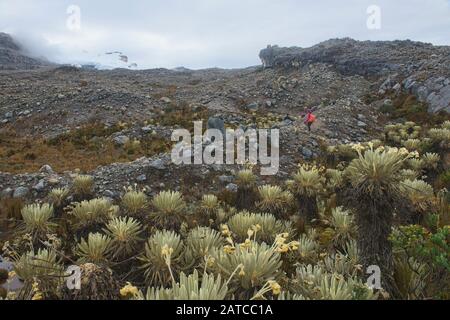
xmin=1 ymin=0 xmax=450 ymax=69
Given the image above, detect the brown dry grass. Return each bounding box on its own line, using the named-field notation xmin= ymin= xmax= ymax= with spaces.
xmin=151 ymin=84 xmax=178 ymax=100
xmin=0 ymin=123 xmax=171 ymax=174
xmin=155 ymin=102 xmax=209 ymax=131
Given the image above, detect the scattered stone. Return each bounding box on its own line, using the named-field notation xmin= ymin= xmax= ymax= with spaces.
xmin=245 ymin=102 xmax=259 ymax=111
xmin=427 ymin=85 xmax=450 ymax=113
xmin=160 ymin=97 xmax=172 ymax=103
xmin=393 ymin=83 xmax=401 ymax=92
xmin=103 ymin=190 xmax=116 ymax=198
xmin=136 ymin=174 xmax=147 ymax=182
xmin=357 ymin=121 xmax=367 ymax=127
xmin=47 ymin=177 xmax=60 ymax=185
xmin=218 ymin=175 xmax=234 ymax=183
xmin=225 ymin=183 xmax=238 ymax=192
xmin=32 ymin=179 xmax=46 ymax=191
xmin=39 ymin=164 xmax=54 ymax=174
xmin=207 ymin=117 xmax=225 ymax=135
xmin=113 ymin=135 xmax=130 ymax=146
xmin=13 ymin=186 xmax=29 ymax=198
xmin=300 ymin=147 xmax=314 ymax=159
xmin=141 ymin=126 xmax=152 ymax=133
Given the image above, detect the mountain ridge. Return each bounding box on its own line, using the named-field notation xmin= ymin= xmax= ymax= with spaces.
xmin=0 ymin=32 xmax=51 ymax=70
xmin=259 ymin=38 xmax=450 ymax=113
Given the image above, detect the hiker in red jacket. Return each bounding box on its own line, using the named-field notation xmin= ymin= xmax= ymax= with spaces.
xmin=303 ymin=107 xmax=317 ymax=132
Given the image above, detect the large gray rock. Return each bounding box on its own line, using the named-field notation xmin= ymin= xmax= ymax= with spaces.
xmin=300 ymin=147 xmax=314 ymax=159
xmin=357 ymin=121 xmax=367 ymax=127
xmin=32 ymin=179 xmax=46 ymax=192
xmin=380 ymin=76 xmax=397 ymax=91
xmin=245 ymin=102 xmax=259 ymax=111
xmin=207 ymin=117 xmax=225 ymax=135
xmin=13 ymin=186 xmax=29 ymax=198
xmin=427 ymin=85 xmax=450 ymax=113
xmin=103 ymin=190 xmax=116 ymax=198
xmin=149 ymin=159 xmax=166 ymax=170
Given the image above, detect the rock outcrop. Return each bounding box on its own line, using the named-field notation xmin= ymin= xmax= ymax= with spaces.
xmin=260 ymin=38 xmax=450 ymax=113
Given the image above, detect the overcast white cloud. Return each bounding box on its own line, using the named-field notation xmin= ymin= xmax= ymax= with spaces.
xmin=1 ymin=0 xmax=449 ymax=69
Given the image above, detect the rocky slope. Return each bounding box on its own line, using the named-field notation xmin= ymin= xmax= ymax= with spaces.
xmin=0 ymin=35 xmax=448 ymax=202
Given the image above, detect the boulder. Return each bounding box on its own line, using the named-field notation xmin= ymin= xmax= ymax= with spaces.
xmin=300 ymin=147 xmax=314 ymax=159
xmin=245 ymin=102 xmax=259 ymax=111
xmin=148 ymin=159 xmax=166 ymax=170
xmin=427 ymin=85 xmax=450 ymax=113
xmin=13 ymin=186 xmax=29 ymax=198
xmin=32 ymin=179 xmax=46 ymax=192
xmin=207 ymin=117 xmax=225 ymax=135
xmin=39 ymin=164 xmax=54 ymax=174
xmin=160 ymin=97 xmax=172 ymax=103
xmin=416 ymin=86 xmax=429 ymax=102
xmin=103 ymin=190 xmax=116 ymax=198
